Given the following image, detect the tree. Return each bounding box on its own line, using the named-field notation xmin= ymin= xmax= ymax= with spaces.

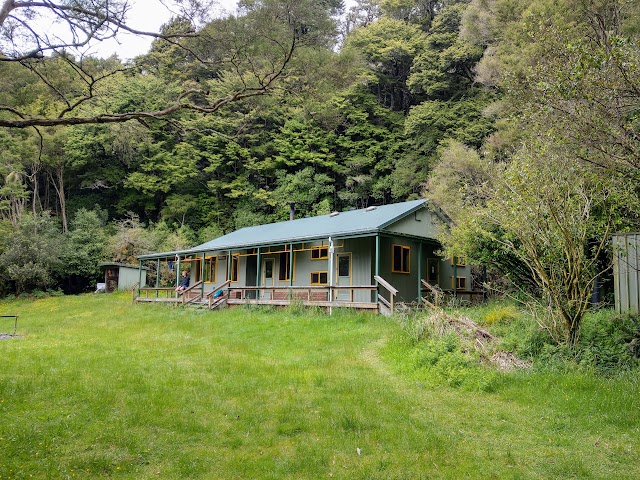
xmin=60 ymin=208 xmax=108 ymax=293
xmin=0 ymin=212 xmax=63 ymax=294
xmin=429 ymin=137 xmax=634 ymax=344
xmin=0 ymin=0 xmax=337 ymax=128
xmin=343 ymin=17 xmax=428 ymax=111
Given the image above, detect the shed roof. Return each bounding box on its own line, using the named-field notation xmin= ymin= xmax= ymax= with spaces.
xmin=139 ymin=199 xmax=436 ymax=260
xmin=99 ymin=262 xmax=149 ymax=270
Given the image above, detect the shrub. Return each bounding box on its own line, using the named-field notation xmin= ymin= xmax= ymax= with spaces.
xmin=390 ymin=316 xmax=500 ymax=392
xmin=575 ymin=311 xmax=640 ymax=371
xmin=482 ymin=304 xmax=519 ymax=325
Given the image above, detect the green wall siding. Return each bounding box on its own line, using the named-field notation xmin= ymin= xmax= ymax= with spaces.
xmin=119 ymin=267 xmax=145 ymax=290
xmin=384 ymin=207 xmax=439 ymax=238
xmin=613 ymin=233 xmax=640 ymax=314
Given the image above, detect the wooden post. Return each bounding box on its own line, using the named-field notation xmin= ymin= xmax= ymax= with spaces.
xmin=201 ymin=252 xmax=206 ymax=298
xmin=328 ymin=237 xmax=334 ymax=313
xmin=375 ymin=234 xmax=380 ymax=304
xmin=256 ymin=247 xmax=261 ymax=300
xmin=417 ymin=241 xmax=422 ymax=305
xmin=289 ymin=243 xmax=294 ymax=300
xmin=454 ymin=261 xmax=458 ymax=298
xmin=156 ymin=258 xmax=160 ymax=288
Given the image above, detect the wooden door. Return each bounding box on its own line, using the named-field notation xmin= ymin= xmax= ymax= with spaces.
xmin=261 ymin=258 xmax=274 ymax=299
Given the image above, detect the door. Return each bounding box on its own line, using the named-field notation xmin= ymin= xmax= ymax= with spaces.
xmin=246 ymin=255 xmax=257 ymax=299
xmin=335 ymin=253 xmax=351 ymax=301
xmin=262 ymin=258 xmax=274 ymax=299
xmin=427 ymin=258 xmax=439 ymax=286
xmin=106 ymin=268 xmax=119 ymax=293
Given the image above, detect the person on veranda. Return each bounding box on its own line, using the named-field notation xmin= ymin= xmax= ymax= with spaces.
xmin=175 ymin=270 xmax=190 ymax=293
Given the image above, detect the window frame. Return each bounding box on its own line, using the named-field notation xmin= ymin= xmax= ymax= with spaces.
xmin=204 ymin=256 xmax=217 ymax=284
xmin=450 ymin=276 xmax=467 ymax=290
xmin=310 ymin=271 xmax=328 ymax=285
xmin=311 ymin=246 xmax=329 ymax=260
xmin=278 ymin=251 xmax=291 ymax=281
xmin=392 ymin=244 xmax=411 ymax=274
xmin=451 ymin=256 xmax=466 ymax=267
xmin=230 ymin=255 xmax=239 ymax=283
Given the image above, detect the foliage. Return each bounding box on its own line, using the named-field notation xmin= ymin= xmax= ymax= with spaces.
xmin=573 ymin=311 xmax=640 ymax=371
xmin=59 ymin=208 xmax=109 ymax=293
xmin=481 ymin=303 xmax=519 ymax=325
xmin=0 ymin=213 xmax=63 ymax=294
xmin=0 ymin=0 xmax=339 ymax=128
xmin=428 ymin=0 xmax=640 ymax=344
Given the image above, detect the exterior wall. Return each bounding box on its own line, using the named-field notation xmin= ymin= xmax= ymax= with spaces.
xmin=119 ymin=267 xmax=146 ymax=290
xmin=337 ymin=237 xmax=373 ymax=302
xmin=383 ymin=206 xmax=440 ymax=238
xmin=377 ymin=237 xmax=472 ymax=303
xmin=438 ymin=258 xmax=471 ymax=292
xmin=613 ymin=233 xmax=640 ymax=314
xmin=378 ymin=235 xmax=422 ymax=303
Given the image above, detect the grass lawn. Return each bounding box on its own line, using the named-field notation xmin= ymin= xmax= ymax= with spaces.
xmin=0 ymin=294 xmax=638 ymax=479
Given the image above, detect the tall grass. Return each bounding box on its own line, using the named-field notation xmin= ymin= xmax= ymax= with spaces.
xmin=0 ymin=294 xmax=638 ymax=479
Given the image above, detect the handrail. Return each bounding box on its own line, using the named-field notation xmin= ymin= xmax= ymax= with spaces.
xmin=377 ymin=294 xmax=391 ymax=309
xmin=181 ymin=280 xmax=203 ymax=305
xmin=374 ymin=275 xmax=398 ymax=295
xmin=206 ymin=280 xmax=231 ymax=309
xmin=374 ymin=275 xmax=397 ymax=314
xmin=206 ymin=280 xmax=233 ymax=296
xmin=421 ymin=279 xmax=442 ymax=295
xmin=421 ymin=279 xmax=443 ymax=308
xmin=226 ymin=285 xmax=377 ymax=291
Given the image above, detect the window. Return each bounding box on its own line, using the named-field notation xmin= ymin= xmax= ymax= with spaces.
xmin=230 ymin=255 xmax=239 ymax=282
xmin=338 ymin=255 xmax=350 ymax=277
xmin=450 ymin=276 xmax=467 ymax=289
xmin=451 ymin=256 xmax=466 ymax=267
xmin=264 ymin=259 xmax=273 ymax=280
xmin=192 ymin=258 xmax=202 ymax=282
xmin=310 ymin=271 xmax=328 ymax=285
xmin=204 ymin=257 xmax=217 ymax=283
xmin=279 ymin=252 xmax=290 ymax=281
xmin=392 ymin=244 xmax=410 ymax=273
xmin=311 ymin=246 xmax=329 ymax=260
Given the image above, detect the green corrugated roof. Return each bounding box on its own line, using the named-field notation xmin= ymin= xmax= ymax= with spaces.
xmin=139 ymin=199 xmax=431 ymax=259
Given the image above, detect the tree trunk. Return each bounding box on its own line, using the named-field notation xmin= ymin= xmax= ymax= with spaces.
xmin=49 ymin=166 xmax=67 ymax=233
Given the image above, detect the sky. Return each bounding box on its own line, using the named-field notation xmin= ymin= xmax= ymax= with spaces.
xmin=88 ymin=0 xmax=238 ymax=59
xmin=90 ymin=0 xmax=357 ymax=60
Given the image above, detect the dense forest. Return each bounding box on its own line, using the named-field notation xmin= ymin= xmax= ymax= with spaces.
xmin=1 ymin=0 xmax=639 ymax=342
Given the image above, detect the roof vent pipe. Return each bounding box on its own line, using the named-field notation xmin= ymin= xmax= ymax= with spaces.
xmin=290 ymin=202 xmax=295 ymax=221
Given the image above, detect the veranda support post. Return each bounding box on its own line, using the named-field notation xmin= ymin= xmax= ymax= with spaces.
xmin=201 ymin=252 xmax=206 ymax=298
xmin=417 ymin=242 xmax=422 ymax=305
xmin=176 ymin=255 xmax=181 ymax=286
xmin=256 ymin=247 xmax=261 ymax=300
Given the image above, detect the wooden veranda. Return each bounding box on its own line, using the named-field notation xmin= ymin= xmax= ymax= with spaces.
xmin=134 ymin=276 xmax=399 ymax=315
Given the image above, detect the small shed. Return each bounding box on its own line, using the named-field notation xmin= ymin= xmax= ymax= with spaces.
xmin=612 ymin=233 xmax=640 ymax=314
xmin=99 ymin=263 xmax=147 ymax=292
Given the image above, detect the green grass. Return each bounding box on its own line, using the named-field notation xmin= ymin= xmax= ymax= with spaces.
xmin=0 ymin=294 xmax=638 ymax=479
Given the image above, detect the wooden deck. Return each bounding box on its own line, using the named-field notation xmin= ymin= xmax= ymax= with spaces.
xmin=135 ymin=281 xmax=394 ymax=314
